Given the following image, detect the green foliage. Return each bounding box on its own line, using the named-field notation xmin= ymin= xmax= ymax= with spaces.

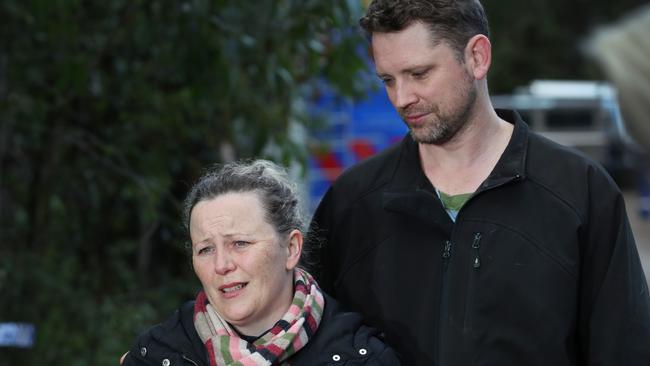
xmin=3 ymin=0 xmax=647 ymax=364
xmin=0 ymin=0 xmax=367 ymax=364
xmin=483 ymin=0 xmax=649 ymax=93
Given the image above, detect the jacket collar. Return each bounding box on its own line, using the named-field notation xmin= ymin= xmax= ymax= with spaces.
xmin=386 ymin=108 xmax=529 ymax=192
xmin=479 ymin=109 xmax=528 ymax=191
xmin=382 ymin=109 xmax=529 ymax=232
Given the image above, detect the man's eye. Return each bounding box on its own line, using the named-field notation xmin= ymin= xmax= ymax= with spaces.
xmin=380 ymin=77 xmax=394 ymax=86
xmin=412 ymin=71 xmax=427 ymax=79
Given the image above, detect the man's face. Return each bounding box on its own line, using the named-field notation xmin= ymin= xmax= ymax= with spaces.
xmin=373 ymin=22 xmax=477 ymax=145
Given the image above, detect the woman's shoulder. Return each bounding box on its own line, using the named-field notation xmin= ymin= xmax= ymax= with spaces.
xmin=122 ymin=301 xmax=208 ymax=366
xmin=290 ymin=293 xmax=401 ymax=365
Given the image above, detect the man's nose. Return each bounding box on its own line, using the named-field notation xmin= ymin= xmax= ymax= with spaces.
xmin=392 ymin=81 xmax=418 ymax=109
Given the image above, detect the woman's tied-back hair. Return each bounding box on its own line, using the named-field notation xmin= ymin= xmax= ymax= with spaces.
xmin=359 ymin=0 xmax=490 ymax=61
xmin=183 ymin=159 xmax=305 ymax=242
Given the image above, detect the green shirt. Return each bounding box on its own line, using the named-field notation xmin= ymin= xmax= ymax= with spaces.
xmin=438 ymin=190 xmax=472 ymax=221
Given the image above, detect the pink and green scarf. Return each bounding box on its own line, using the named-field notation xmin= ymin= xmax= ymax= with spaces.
xmin=193 ymin=268 xmax=325 ymax=366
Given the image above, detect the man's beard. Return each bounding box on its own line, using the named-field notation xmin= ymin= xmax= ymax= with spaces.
xmin=399 ymin=75 xmax=478 ymax=145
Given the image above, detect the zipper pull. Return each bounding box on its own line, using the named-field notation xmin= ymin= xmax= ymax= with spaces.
xmin=442 ymin=240 xmax=452 ymax=259
xmin=472 ymin=233 xmax=482 ymax=269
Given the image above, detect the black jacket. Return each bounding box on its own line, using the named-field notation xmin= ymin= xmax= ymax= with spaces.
xmin=309 ymin=110 xmax=650 ymax=365
xmin=122 ymin=293 xmax=400 ymax=366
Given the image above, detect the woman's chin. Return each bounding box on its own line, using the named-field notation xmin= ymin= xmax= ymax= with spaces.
xmin=217 ymin=301 xmax=255 ymax=326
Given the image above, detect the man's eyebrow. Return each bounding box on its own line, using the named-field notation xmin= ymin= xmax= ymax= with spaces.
xmin=403 ymin=65 xmax=432 ymax=73
xmin=377 ymin=65 xmax=433 ymax=78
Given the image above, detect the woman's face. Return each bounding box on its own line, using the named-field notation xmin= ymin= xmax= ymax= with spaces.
xmin=190 ymin=191 xmax=302 ymax=336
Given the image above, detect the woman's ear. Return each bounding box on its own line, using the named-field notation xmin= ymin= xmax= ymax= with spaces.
xmin=285 ymin=229 xmax=303 ymax=270
xmin=464 ymin=34 xmax=491 ymax=80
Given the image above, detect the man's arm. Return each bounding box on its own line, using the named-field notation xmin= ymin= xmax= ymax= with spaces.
xmin=307 ymin=187 xmax=337 ymax=295
xmin=579 ymin=167 xmax=650 ymax=364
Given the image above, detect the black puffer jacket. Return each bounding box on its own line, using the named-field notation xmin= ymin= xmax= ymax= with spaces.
xmin=309 ymin=110 xmax=650 ymax=365
xmin=122 ymin=293 xmax=400 ymax=366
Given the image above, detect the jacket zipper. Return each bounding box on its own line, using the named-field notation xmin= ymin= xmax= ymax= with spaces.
xmin=438 ymin=240 xmax=453 ymax=364
xmin=464 ymin=232 xmax=483 ymax=334
xmin=437 ymin=176 xmax=518 ymax=365
xmin=442 ymin=240 xmax=452 ymax=262
xmin=472 ymin=233 xmax=482 ymax=269
xmin=435 ymin=174 xmax=521 ymax=365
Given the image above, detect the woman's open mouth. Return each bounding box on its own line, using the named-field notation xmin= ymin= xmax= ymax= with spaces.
xmin=219 ymin=282 xmax=248 ymax=298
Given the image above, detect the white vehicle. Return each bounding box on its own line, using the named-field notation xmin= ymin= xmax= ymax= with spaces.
xmin=491 ymin=80 xmax=637 ymax=182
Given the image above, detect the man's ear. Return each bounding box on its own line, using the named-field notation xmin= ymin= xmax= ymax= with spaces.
xmin=464 ymin=34 xmax=491 ymax=80
xmin=285 ymin=229 xmax=303 ymax=270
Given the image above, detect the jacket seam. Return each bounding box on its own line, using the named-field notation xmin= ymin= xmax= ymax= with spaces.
xmin=333 ymin=234 xmax=394 ymax=291
xmin=525 ymin=170 xmax=586 ymax=224
xmin=462 ymin=218 xmax=577 ymax=278
xmin=334 ymin=180 xmax=390 ymax=217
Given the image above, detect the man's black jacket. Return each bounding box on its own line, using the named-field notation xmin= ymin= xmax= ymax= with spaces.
xmin=310 ymin=110 xmax=650 ymax=365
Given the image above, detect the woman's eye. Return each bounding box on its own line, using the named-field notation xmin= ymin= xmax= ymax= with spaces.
xmin=233 ymin=241 xmax=250 ymax=248
xmin=197 ymin=246 xmax=213 ymax=255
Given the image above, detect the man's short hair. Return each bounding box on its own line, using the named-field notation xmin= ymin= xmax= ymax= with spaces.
xmin=359 ymin=0 xmax=490 ymax=60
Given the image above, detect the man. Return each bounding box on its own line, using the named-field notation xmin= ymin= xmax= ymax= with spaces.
xmin=309 ymin=0 xmax=650 ymax=364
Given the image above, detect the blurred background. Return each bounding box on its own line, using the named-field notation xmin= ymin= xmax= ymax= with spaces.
xmin=1 ymin=0 xmax=649 ymax=364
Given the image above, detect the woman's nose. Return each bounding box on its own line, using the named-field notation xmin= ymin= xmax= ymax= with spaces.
xmin=214 ymin=250 xmax=236 ymax=275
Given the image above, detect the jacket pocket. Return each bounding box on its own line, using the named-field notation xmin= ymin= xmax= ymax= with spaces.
xmin=455 ymin=223 xmax=579 ymax=362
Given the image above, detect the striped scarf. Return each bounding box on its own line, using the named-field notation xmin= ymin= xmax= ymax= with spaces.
xmin=193 ymin=268 xmax=325 ymax=366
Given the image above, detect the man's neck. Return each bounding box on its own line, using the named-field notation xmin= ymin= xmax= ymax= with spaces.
xmin=419 ymin=108 xmax=514 ymax=195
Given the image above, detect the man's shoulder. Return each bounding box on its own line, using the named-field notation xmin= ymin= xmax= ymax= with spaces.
xmin=527 ymin=131 xmax=613 ymax=177
xmin=329 ymin=138 xmax=406 ymax=197
xmin=525 ymin=131 xmax=620 ymax=203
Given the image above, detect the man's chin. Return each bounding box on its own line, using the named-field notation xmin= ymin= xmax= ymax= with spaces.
xmin=410 ymin=128 xmax=440 ymax=144
xmin=410 ymin=128 xmax=456 ymax=145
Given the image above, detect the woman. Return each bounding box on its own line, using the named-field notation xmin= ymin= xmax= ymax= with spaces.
xmin=122 ymin=160 xmax=400 ymax=365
